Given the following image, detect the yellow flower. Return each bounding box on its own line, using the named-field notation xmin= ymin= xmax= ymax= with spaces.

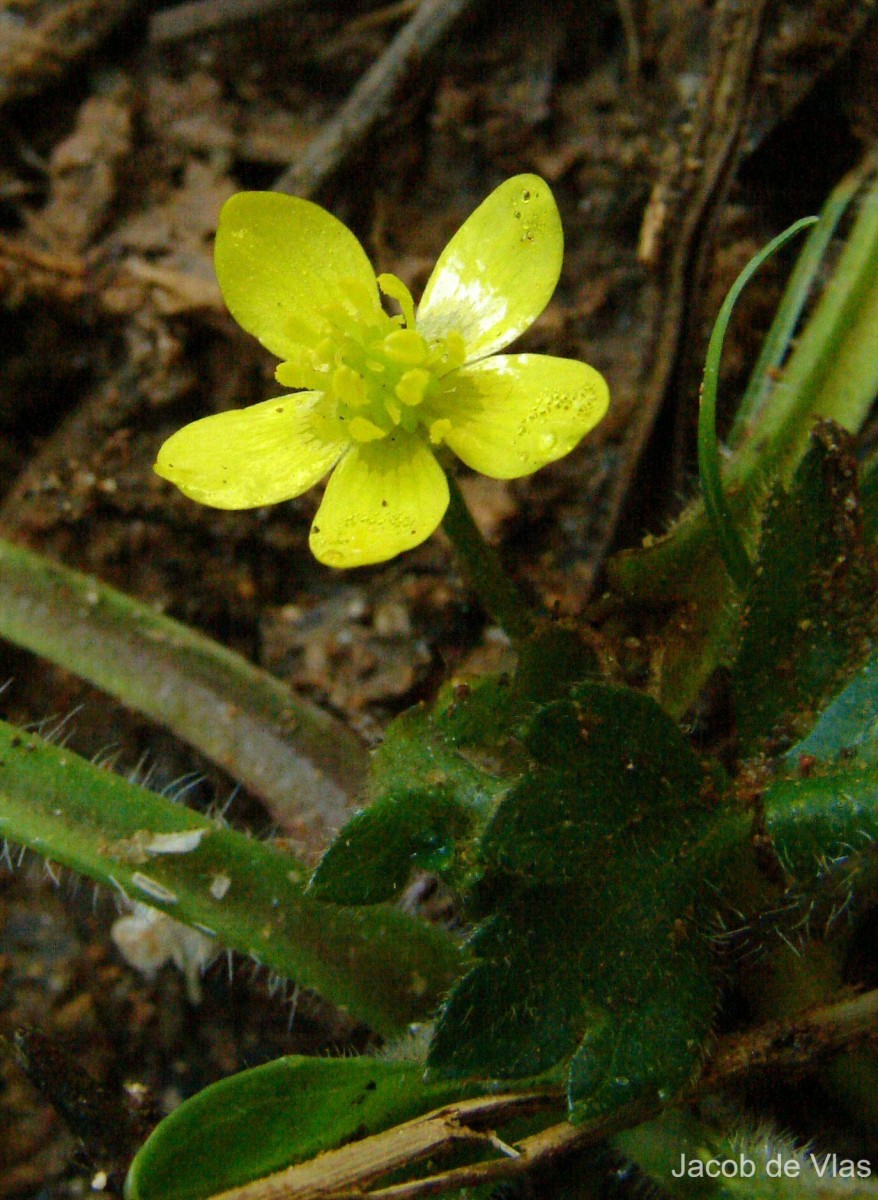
xmin=154 ymin=175 xmax=609 ymax=568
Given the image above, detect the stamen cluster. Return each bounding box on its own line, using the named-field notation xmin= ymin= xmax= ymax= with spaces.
xmin=278 ymin=275 xmax=466 ymax=446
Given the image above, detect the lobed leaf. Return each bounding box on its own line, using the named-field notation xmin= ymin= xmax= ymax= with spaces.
xmin=427 ymin=682 xmax=720 ymax=1121
xmin=310 ymin=680 xmax=517 ymax=904
xmin=311 ymin=625 xmax=602 ymax=905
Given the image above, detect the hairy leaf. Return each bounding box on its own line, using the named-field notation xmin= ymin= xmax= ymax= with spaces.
xmin=309 ymin=679 xmax=517 ymax=903
xmin=788 ymin=649 xmax=878 ymax=767
xmin=311 ymin=625 xmax=599 ymax=904
xmin=0 ymin=721 xmax=460 ymax=1037
xmin=733 ymin=421 xmax=877 ymax=755
xmin=427 ymin=682 xmax=719 ymax=1121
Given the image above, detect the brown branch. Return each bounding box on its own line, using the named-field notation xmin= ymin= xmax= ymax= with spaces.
xmin=0 ymin=234 xmax=84 ymax=278
xmin=205 ymin=987 xmax=878 ymax=1200
xmin=208 ymin=1093 xmax=564 ymax=1200
xmin=344 ymin=2 xmax=421 ymax=37
xmin=593 ymin=0 xmax=771 ymax=570
xmin=701 ymin=985 xmax=878 ymax=1089
xmin=273 ymin=0 xmax=479 ymax=198
xmin=148 ymin=0 xmax=304 ymax=44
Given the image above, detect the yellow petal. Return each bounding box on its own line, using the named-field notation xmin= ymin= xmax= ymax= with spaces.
xmin=440 ymin=354 xmax=609 ymax=479
xmin=215 ymin=192 xmax=380 ymax=361
xmin=310 ymin=436 xmax=449 ymax=567
xmin=154 ymin=393 xmax=347 ymax=508
xmin=416 ymin=176 xmax=563 ymax=360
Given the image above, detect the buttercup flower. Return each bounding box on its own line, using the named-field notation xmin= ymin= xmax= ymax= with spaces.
xmin=155 ymin=175 xmax=609 ymax=567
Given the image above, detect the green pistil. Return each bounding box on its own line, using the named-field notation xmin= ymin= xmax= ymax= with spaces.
xmin=281 ymin=275 xmax=467 ymax=447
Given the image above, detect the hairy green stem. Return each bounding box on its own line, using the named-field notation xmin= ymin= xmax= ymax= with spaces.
xmin=617 ymin=1108 xmax=878 ymax=1198
xmin=441 ymin=475 xmax=536 ymax=643
xmin=0 ymin=718 xmax=461 ymax=1036
xmin=0 ymin=538 xmax=368 ymax=855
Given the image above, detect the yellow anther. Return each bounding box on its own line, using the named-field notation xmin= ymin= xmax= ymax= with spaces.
xmin=429 ymin=418 xmax=452 ymax=445
xmin=348 ymin=416 xmax=387 ymax=442
xmin=332 ymin=364 xmax=368 ymax=407
xmin=383 ymin=329 xmax=428 ymax=365
xmin=275 ymin=349 xmax=326 ymax=390
xmin=396 ymin=369 xmax=431 ymax=407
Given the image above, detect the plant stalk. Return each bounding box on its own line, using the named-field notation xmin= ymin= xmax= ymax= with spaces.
xmin=442 ymin=475 xmax=537 ymax=643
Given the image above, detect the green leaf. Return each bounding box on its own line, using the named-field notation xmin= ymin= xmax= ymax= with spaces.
xmin=787 ymin=650 xmax=878 ymax=766
xmin=566 ymin=930 xmax=714 ymax=1119
xmin=732 ymin=421 xmax=877 ymax=755
xmin=125 ymin=1056 xmax=480 ymax=1200
xmin=608 ymin=167 xmax=878 ymax=718
xmin=0 ymin=719 xmax=461 ymax=1037
xmin=511 ymin=622 xmax=601 ymax=703
xmin=310 ymin=676 xmax=530 ymax=904
xmin=480 ymin=685 xmax=705 ymax=884
xmin=765 ymin=762 xmax=878 ymax=890
xmin=0 ymin=536 xmax=368 ymax=843
xmin=427 ymin=887 xmax=610 ymax=1080
xmin=698 ymin=217 xmax=818 ymax=590
xmin=427 ymin=682 xmax=719 ymax=1121
xmin=311 ymin=625 xmax=602 ymax=906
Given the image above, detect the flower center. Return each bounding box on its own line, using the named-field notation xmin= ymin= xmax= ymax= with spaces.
xmin=277 ymin=274 xmax=466 ymax=445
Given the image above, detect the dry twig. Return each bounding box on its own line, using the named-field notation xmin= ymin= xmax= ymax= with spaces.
xmin=148 ymin=0 xmax=303 ymax=44
xmin=273 ymin=0 xmax=479 ymax=198
xmin=594 ymin=0 xmax=771 ymax=564
xmin=205 ymin=988 xmax=878 ymax=1200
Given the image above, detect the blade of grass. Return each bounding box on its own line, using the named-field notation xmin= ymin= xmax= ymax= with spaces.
xmin=0 ymin=538 xmax=368 ymax=855
xmin=728 ymin=168 xmax=862 ymax=448
xmin=736 ymin=157 xmax=878 ymax=473
xmin=698 ymin=217 xmax=817 ymax=590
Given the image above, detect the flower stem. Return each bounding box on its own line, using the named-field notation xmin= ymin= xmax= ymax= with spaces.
xmin=442 ymin=475 xmax=537 ymax=643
